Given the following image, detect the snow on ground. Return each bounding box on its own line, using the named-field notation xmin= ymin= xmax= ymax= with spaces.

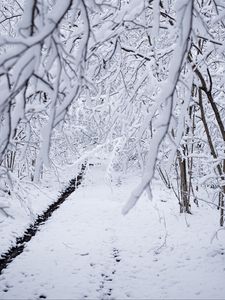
xmin=0 ymin=163 xmax=81 ymax=257
xmin=0 ymin=162 xmax=225 ymax=299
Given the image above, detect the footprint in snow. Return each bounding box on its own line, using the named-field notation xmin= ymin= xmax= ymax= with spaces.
xmin=112 ymin=248 xmax=121 ymax=263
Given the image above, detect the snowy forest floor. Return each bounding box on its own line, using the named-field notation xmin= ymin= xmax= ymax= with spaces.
xmin=0 ymin=162 xmax=225 ymax=299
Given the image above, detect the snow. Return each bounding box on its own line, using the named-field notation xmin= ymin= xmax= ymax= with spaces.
xmin=0 ymin=162 xmax=225 ymax=299
xmin=121 ymin=0 xmax=194 ymax=213
xmin=152 ymin=0 xmax=160 ymax=41
xmin=0 ymin=163 xmax=81 ymax=256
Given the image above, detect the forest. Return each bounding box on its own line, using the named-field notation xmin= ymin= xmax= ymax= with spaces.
xmin=0 ymin=0 xmax=225 ymax=299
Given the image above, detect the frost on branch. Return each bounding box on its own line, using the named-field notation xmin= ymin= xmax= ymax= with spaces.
xmin=122 ymin=0 xmax=194 ymax=214
xmin=0 ymin=0 xmax=224 ymax=227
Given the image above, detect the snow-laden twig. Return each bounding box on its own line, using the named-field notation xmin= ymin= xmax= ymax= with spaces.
xmin=122 ymin=0 xmax=194 ymax=214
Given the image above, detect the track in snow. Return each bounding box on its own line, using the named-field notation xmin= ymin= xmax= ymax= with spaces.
xmin=97 ymin=247 xmax=122 ymax=299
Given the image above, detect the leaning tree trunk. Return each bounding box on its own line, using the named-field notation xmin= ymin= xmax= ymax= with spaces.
xmin=198 ymin=88 xmax=224 ymax=226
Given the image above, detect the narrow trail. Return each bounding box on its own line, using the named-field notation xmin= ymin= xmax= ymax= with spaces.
xmin=0 ymin=165 xmax=125 ymax=300
xmin=0 ymin=163 xmax=86 ymax=275
xmin=0 ymin=165 xmax=224 ymax=299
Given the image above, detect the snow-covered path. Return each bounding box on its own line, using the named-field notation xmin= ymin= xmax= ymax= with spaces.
xmin=0 ymin=165 xmax=225 ymax=299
